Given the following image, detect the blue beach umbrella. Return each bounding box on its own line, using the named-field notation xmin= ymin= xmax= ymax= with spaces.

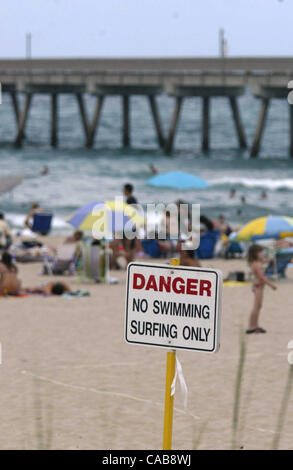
xmin=147 ymin=171 xmax=209 ymax=190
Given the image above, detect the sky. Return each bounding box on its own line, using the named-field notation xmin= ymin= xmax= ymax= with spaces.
xmin=2 ymin=0 xmax=292 ymax=58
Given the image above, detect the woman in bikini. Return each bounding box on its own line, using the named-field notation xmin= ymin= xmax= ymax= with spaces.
xmin=246 ymin=244 xmax=277 ymax=334
xmin=0 ymin=252 xmax=21 ymax=294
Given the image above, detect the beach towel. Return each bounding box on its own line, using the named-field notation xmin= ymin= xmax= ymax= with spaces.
xmin=223 ymin=281 xmax=250 ymax=287
xmin=0 ymin=292 xmax=30 ymax=297
xmin=0 ymin=290 xmax=90 ymax=298
xmin=62 ymin=290 xmax=90 ymax=298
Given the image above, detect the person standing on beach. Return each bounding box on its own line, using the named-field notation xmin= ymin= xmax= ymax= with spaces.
xmin=246 ymin=244 xmax=277 ymax=335
xmin=122 ymin=184 xmax=139 ymax=262
xmin=0 ymin=212 xmax=12 ymax=250
xmin=24 ymin=202 xmax=45 ymax=230
xmin=123 ymin=183 xmax=137 ymax=205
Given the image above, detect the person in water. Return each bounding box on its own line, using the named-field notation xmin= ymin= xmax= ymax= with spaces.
xmin=0 ymin=252 xmax=21 ymax=294
xmin=246 ymin=245 xmax=277 ymax=334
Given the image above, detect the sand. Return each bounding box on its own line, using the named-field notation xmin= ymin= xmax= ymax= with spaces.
xmin=0 ymin=236 xmax=293 ymax=450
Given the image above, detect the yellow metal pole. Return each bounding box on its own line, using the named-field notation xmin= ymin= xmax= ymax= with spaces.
xmin=162 ymin=257 xmax=179 ymax=450
xmin=163 ymin=350 xmax=176 ymax=450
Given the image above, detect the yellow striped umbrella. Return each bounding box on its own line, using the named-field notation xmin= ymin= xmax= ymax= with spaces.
xmin=233 ymin=215 xmax=293 ymax=242
xmin=66 ymin=200 xmax=144 ymax=236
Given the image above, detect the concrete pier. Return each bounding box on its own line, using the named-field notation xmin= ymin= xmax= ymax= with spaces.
xmin=0 ymin=57 xmax=292 ymax=155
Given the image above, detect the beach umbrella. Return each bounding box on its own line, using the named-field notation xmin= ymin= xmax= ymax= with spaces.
xmin=67 ymin=200 xmax=144 ymax=284
xmin=66 ymin=200 xmax=144 ymax=235
xmin=147 ymin=171 xmax=209 ymax=190
xmin=233 ymin=215 xmax=293 ymax=242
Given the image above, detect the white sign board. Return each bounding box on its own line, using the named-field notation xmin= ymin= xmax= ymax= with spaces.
xmin=125 ymin=262 xmax=222 ymax=353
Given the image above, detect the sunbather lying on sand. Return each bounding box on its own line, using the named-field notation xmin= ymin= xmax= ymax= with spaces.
xmin=24 ymin=281 xmax=71 ymax=296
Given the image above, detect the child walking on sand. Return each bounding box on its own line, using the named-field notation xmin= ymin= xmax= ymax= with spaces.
xmin=246 ymin=244 xmax=277 ymax=334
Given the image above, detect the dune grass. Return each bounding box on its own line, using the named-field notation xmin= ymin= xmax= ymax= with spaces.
xmin=231 ymin=330 xmax=246 ymax=450
xmin=272 ymin=365 xmax=293 ymax=450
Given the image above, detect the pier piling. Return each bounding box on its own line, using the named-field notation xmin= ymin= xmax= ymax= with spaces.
xmin=86 ymin=95 xmax=104 ymax=148
xmin=250 ymin=98 xmax=270 ymax=158
xmin=229 ymin=96 xmax=247 ymax=148
xmin=10 ymin=91 xmax=20 ymax=126
xmin=122 ymin=95 xmax=130 ymax=147
xmin=51 ymin=93 xmax=58 ymax=147
xmin=202 ymin=97 xmax=210 ymax=152
xmin=165 ymin=97 xmax=183 ymax=154
xmin=148 ymin=95 xmax=165 ymax=148
xmin=76 ymin=93 xmax=90 ymax=145
xmin=14 ymin=93 xmax=32 ymax=147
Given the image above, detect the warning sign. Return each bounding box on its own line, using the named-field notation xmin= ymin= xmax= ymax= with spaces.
xmin=125 ymin=262 xmax=222 ymax=353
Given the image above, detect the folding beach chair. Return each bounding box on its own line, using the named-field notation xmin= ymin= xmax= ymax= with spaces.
xmin=42 ymin=243 xmax=77 ymax=275
xmin=32 ymin=213 xmax=53 ymax=235
xmin=265 ymin=249 xmax=293 ymax=279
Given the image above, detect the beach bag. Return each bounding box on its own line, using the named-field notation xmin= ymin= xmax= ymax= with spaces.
xmin=81 ymin=243 xmax=105 ymax=282
xmin=224 ymin=271 xmax=246 ymax=282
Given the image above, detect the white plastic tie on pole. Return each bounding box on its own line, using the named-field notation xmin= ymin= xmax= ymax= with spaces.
xmin=171 ymin=356 xmax=188 ymax=410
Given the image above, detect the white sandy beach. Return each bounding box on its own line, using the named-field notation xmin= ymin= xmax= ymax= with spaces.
xmin=0 ymin=236 xmax=293 ymax=450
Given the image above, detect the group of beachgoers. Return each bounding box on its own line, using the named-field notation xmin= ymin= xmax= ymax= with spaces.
xmin=0 ymin=249 xmax=71 ymax=297
xmin=0 ymin=207 xmax=73 ymax=297
xmin=1 ymin=179 xmax=291 ymax=336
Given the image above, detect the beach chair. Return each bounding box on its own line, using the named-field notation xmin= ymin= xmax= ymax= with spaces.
xmin=224 ymin=240 xmax=243 ymax=259
xmin=42 ymin=243 xmax=77 ymax=275
xmin=195 ymin=230 xmax=220 ymax=259
xmin=32 ymin=213 xmax=53 ymax=235
xmin=265 ymin=249 xmax=293 ymax=279
xmin=141 ymin=239 xmax=162 ymax=258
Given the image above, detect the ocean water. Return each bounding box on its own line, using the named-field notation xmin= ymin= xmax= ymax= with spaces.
xmin=0 ymin=90 xmax=292 ymax=233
